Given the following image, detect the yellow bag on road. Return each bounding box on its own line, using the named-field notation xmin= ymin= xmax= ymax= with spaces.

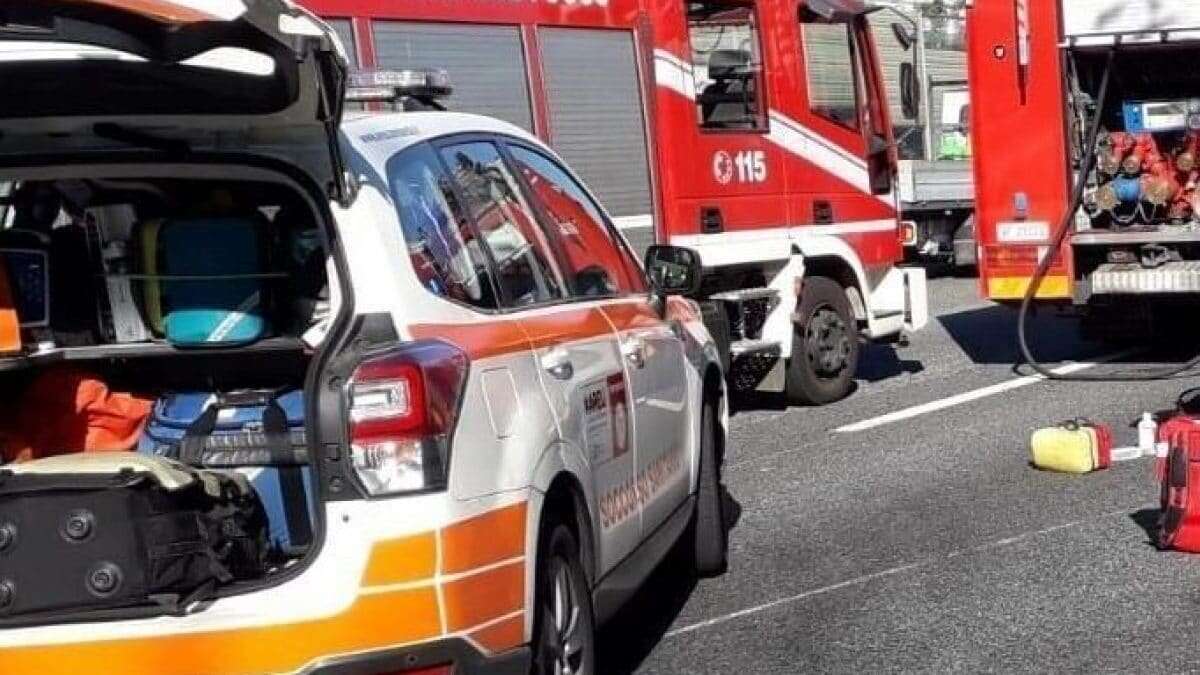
xmin=1030 ymin=421 xmax=1113 ymax=474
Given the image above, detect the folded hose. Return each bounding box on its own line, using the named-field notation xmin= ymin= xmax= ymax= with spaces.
xmin=1017 ymin=48 xmax=1200 ymax=381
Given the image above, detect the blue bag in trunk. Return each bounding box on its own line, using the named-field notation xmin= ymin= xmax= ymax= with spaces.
xmin=138 ymin=389 xmax=314 ymax=555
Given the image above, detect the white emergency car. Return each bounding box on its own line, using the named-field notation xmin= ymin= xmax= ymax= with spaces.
xmin=0 ymin=2 xmax=728 ymax=674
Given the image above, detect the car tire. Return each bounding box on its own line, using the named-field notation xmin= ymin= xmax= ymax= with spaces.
xmin=786 ymin=276 xmax=859 ymax=406
xmin=690 ymin=398 xmax=728 ymax=577
xmin=531 ymin=520 xmax=595 ymax=675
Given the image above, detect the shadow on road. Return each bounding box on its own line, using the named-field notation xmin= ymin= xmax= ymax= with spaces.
xmin=596 ymin=487 xmax=743 ymax=674
xmin=938 ymin=304 xmax=1090 ymax=366
xmin=1130 ymin=508 xmax=1162 ymax=547
xmin=857 ymin=341 xmax=925 ymax=383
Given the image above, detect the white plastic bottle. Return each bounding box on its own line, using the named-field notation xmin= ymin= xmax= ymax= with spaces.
xmin=1139 ymin=413 xmax=1158 ymax=457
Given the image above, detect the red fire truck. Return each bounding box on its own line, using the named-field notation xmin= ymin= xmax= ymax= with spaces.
xmin=302 ymin=0 xmax=928 ymax=404
xmin=969 ymin=1 xmax=1200 ymax=340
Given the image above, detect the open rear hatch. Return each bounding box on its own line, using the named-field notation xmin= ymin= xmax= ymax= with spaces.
xmin=0 ymin=0 xmax=351 ymax=203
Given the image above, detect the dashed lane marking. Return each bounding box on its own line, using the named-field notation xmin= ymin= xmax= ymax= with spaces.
xmin=833 ymin=349 xmax=1139 ymax=434
xmin=664 ymin=506 xmax=1145 ymax=639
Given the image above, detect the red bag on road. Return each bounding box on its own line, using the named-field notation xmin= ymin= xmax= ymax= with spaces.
xmin=1158 ymin=414 xmax=1200 ymax=482
xmin=0 ymin=368 xmax=151 ymax=464
xmin=1158 ymin=428 xmax=1200 ymax=552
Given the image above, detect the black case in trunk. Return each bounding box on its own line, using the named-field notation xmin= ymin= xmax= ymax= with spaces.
xmin=0 ymin=467 xmax=267 ymax=619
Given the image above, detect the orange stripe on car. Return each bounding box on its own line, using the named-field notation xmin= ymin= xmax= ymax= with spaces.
xmin=361 ymin=531 xmax=437 ymax=587
xmin=441 ymin=560 xmax=525 ymax=633
xmin=468 ymin=613 xmax=527 ymax=654
xmin=602 ymin=300 xmax=662 ymax=331
xmin=6 ymin=501 xmax=530 ymax=672
xmin=441 ymin=502 xmax=527 ymax=575
xmin=411 ymin=305 xmax=616 ymax=360
xmin=1 ymin=588 xmax=442 ymax=675
xmin=507 ymin=306 xmax=613 ymax=352
xmin=411 ymin=321 xmax=531 ymax=361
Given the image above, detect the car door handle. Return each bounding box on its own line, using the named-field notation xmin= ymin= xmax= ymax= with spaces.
xmin=620 ymin=337 xmax=646 ymax=369
xmin=541 ymin=346 xmax=574 ymax=380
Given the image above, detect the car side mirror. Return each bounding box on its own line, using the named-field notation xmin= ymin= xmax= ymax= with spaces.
xmin=867 ymin=133 xmax=893 ymax=196
xmin=900 ymin=62 xmax=920 ymax=121
xmin=645 ymin=245 xmax=702 ymax=298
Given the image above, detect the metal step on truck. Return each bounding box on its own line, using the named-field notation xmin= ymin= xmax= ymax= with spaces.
xmin=304 ymin=0 xmax=929 ymax=404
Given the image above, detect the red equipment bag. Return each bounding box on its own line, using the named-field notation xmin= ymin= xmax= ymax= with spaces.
xmin=1155 ymin=389 xmax=1200 ymax=494
xmin=1159 ymin=429 xmax=1200 ymax=552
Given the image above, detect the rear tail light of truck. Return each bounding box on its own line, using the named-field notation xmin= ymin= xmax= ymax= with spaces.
xmin=983 ymin=245 xmax=1066 ymax=275
xmin=900 ymin=220 xmax=918 ymax=246
xmin=347 ymin=340 xmax=468 ymax=496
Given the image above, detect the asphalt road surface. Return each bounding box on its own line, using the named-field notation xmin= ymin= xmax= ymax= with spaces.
xmin=598 ymin=274 xmax=1200 ymax=674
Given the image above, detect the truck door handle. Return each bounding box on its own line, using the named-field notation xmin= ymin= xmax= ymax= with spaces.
xmin=621 ymin=337 xmax=646 ymax=369
xmin=541 ymin=347 xmax=574 ymax=380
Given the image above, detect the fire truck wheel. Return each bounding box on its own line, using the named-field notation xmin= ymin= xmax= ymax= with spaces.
xmin=532 ymin=521 xmax=595 ymax=675
xmin=786 ymin=276 xmax=859 ymax=406
xmin=690 ymin=399 xmax=729 ymax=577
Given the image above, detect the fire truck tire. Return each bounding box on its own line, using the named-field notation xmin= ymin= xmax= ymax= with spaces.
xmin=786 ymin=276 xmax=859 ymax=406
xmin=690 ymin=399 xmax=728 ymax=578
xmin=532 ymin=520 xmax=595 ymax=675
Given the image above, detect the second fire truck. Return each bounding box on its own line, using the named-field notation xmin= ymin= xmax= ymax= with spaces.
xmin=304 ymin=0 xmax=929 ymax=404
xmin=970 ymin=1 xmax=1200 ymax=342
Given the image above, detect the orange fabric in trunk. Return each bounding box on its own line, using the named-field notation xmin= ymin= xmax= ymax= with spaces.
xmin=1 ymin=368 xmax=152 ymax=464
xmin=0 ymin=259 xmax=19 ymax=354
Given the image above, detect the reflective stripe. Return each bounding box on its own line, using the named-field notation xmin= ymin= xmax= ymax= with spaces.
xmin=987 ymin=276 xmax=1071 ymax=300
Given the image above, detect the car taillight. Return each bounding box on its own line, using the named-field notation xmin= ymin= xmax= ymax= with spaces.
xmin=347 ymin=340 xmax=468 ymax=496
xmin=900 ymin=220 xmax=918 ymax=246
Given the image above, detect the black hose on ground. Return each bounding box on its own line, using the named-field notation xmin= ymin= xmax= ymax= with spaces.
xmin=1017 ymin=48 xmax=1200 ymax=381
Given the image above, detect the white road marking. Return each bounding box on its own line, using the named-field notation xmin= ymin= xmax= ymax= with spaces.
xmin=834 ymin=349 xmax=1139 ymax=434
xmin=665 ymin=506 xmax=1143 ymax=639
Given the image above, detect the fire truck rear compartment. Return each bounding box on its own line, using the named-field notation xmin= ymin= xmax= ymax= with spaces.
xmin=1070 ymin=46 xmax=1200 ymax=300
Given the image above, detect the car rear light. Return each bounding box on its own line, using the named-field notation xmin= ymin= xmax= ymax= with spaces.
xmin=347 ymin=340 xmax=468 ymax=496
xmin=900 ymin=220 xmax=918 ymax=246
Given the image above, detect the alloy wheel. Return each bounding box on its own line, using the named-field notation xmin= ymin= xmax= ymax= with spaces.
xmin=541 ymin=556 xmax=584 ymax=675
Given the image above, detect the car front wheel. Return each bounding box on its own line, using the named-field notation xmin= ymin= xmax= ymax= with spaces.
xmin=690 ymin=398 xmax=729 ymax=577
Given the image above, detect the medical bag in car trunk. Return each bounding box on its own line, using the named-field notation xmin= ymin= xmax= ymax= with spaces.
xmin=0 ymin=454 xmax=268 ymax=619
xmin=139 ymin=389 xmax=315 ymax=555
xmin=140 ymin=217 xmax=275 ymax=347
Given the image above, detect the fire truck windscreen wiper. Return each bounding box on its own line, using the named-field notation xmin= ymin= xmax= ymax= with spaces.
xmin=1017 ymin=48 xmax=1200 ymax=382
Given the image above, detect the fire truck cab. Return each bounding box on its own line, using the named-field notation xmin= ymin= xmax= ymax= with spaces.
xmin=969 ymin=1 xmax=1200 ymax=339
xmin=306 ymin=0 xmax=928 ymax=403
